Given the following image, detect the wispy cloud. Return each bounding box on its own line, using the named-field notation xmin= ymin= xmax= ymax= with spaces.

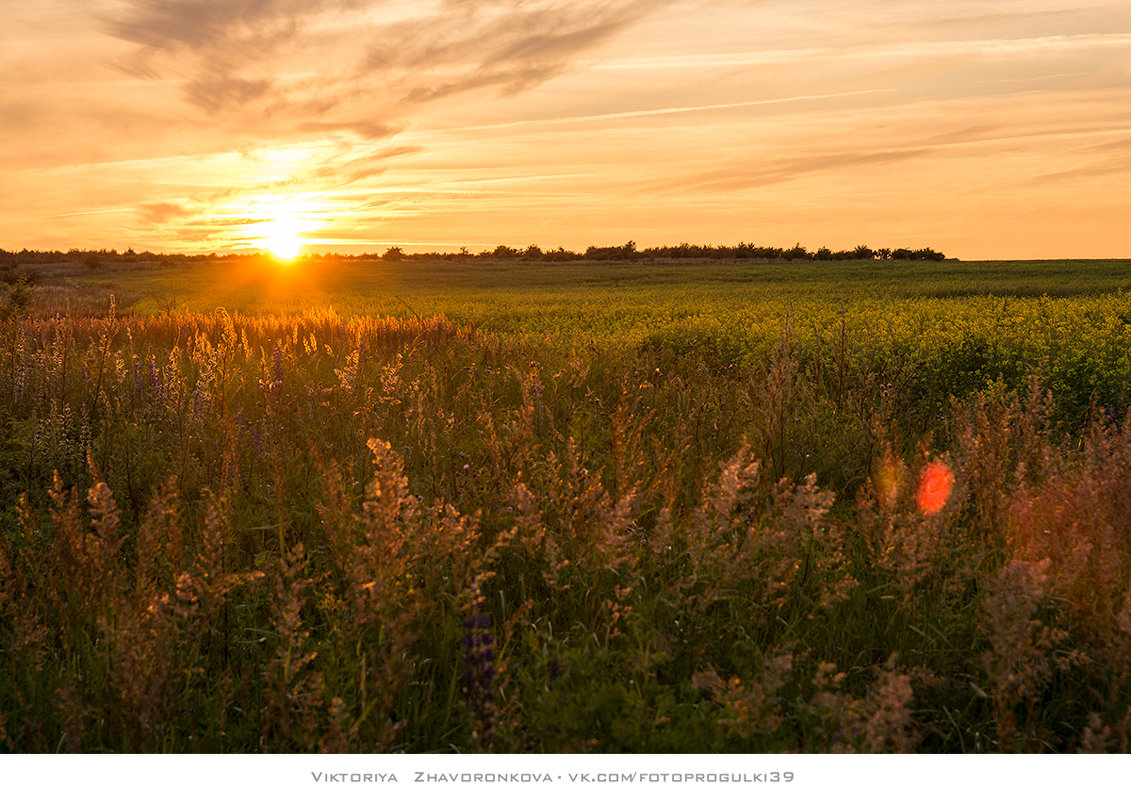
xmin=367 ymin=2 xmax=664 ymax=101
xmin=1037 ymin=136 xmax=1131 ymax=183
xmin=592 ymin=32 xmax=1131 ymax=71
xmin=138 ymin=202 xmax=188 ymax=223
xmin=107 ymin=0 xmax=366 ymax=120
xmin=106 ymin=0 xmax=681 ymax=131
xmin=651 ymin=148 xmax=934 ymax=194
xmin=184 ymin=74 xmax=275 ymax=115
xmin=106 ymin=0 xmax=340 ymax=56
xmin=445 ymin=88 xmax=894 ymax=131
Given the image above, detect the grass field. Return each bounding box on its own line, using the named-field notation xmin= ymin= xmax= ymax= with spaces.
xmin=29 ymin=254 xmax=1131 ymax=315
xmin=4 ymin=256 xmax=1131 ymax=753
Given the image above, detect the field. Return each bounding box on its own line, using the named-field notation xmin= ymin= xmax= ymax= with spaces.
xmin=4 ymin=255 xmax=1131 ymax=753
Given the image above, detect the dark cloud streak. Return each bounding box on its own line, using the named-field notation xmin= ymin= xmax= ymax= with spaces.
xmin=107 ymin=0 xmax=346 ymax=53
xmin=364 ymin=1 xmax=669 ymax=101
xmin=184 ymin=73 xmax=275 ymax=115
xmin=107 ymin=0 xmax=679 ymax=134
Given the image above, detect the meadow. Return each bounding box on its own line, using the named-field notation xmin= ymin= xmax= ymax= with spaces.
xmin=4 ymin=254 xmax=1131 ymax=753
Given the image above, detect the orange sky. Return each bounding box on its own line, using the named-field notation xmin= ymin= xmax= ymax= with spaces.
xmin=3 ymin=0 xmax=1131 ymax=259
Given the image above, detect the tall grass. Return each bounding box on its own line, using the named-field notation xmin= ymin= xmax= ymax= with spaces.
xmin=3 ymin=280 xmax=1131 ymax=752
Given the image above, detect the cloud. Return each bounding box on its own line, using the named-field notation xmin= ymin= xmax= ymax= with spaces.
xmin=106 ymin=0 xmax=680 ymax=132
xmin=296 ymin=120 xmax=402 ymax=140
xmin=302 ymin=143 xmax=425 ymax=185
xmin=106 ymin=0 xmax=336 ymax=54
xmin=1037 ymin=136 xmax=1131 ymax=183
xmin=364 ymin=1 xmax=668 ymax=100
xmin=184 ymin=73 xmax=274 ymax=115
xmin=444 ymin=89 xmax=893 ymax=131
xmin=651 ymin=148 xmax=935 ymax=194
xmin=138 ymin=202 xmax=188 ymax=223
xmin=106 ymin=0 xmax=358 ymax=122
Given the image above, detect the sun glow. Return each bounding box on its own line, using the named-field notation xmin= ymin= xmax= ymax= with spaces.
xmin=258 ymin=214 xmax=306 ymax=260
xmin=227 ymin=192 xmax=332 ymax=260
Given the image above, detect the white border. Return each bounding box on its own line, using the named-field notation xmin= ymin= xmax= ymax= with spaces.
xmin=4 ymin=753 xmax=1129 ymax=801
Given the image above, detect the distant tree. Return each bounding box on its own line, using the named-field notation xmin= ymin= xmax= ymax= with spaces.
xmin=784 ymin=243 xmax=810 ymax=261
xmin=544 ymin=246 xmax=578 ymax=261
xmin=523 ymin=244 xmax=543 ymax=260
xmin=913 ymin=247 xmax=946 ymax=261
xmin=750 ymin=244 xmax=784 ymax=260
xmin=853 ymin=245 xmax=875 ymax=260
xmin=382 ymin=246 xmax=404 ymax=261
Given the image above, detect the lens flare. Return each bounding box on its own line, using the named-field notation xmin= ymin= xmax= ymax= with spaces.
xmin=916 ymin=461 xmax=954 ymax=515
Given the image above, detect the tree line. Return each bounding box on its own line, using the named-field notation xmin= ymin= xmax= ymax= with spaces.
xmin=1 ymin=241 xmax=947 ymax=271
xmin=360 ymin=241 xmax=946 ymax=263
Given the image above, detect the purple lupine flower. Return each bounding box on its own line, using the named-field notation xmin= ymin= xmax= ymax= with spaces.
xmin=272 ymin=341 xmax=284 ymax=384
xmin=148 ymin=354 xmax=161 ymax=394
xmin=271 ymin=341 xmax=284 ymax=404
xmin=461 ymin=612 xmax=497 ymax=742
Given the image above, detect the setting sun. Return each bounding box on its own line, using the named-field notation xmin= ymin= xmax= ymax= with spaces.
xmin=259 ymin=215 xmax=305 ymax=260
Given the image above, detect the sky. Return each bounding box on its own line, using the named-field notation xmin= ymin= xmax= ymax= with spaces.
xmin=3 ymin=0 xmax=1131 ymax=259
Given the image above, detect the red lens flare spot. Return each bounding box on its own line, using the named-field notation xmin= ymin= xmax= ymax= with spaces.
xmin=916 ymin=461 xmax=954 ymax=515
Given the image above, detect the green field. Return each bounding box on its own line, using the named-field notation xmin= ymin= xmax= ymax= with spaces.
xmin=3 ymin=256 xmax=1131 ymax=753
xmin=37 ymin=254 xmax=1131 ymax=317
xmin=34 ymin=255 xmax=1131 ymax=427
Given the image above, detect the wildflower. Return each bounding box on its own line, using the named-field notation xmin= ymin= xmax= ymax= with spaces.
xmin=271 ymin=340 xmax=285 ymax=402
xmin=148 ymin=354 xmax=161 ymax=393
xmin=460 ymin=612 xmax=497 ymax=746
xmin=132 ymin=356 xmax=144 ymax=397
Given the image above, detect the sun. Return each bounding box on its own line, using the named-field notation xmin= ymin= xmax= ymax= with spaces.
xmin=233 ymin=195 xmax=324 ymax=260
xmin=259 ymin=215 xmax=305 ymax=260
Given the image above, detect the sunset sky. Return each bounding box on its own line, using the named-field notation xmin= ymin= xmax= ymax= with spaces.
xmin=3 ymin=0 xmax=1131 ymax=259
